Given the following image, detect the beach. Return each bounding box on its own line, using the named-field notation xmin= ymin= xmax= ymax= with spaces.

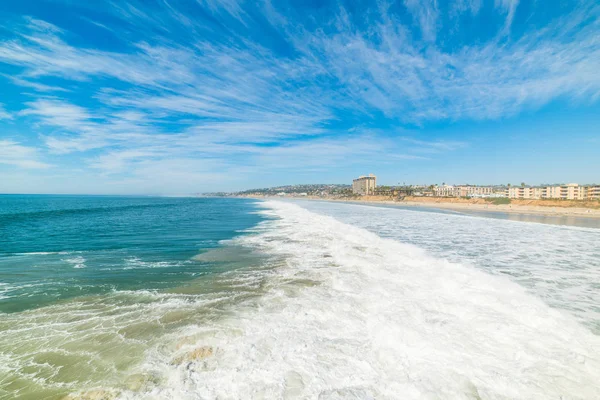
xmin=239 ymin=195 xmax=600 ymax=219
xmin=2 ymin=196 xmax=600 ymax=399
xmin=355 ymin=198 xmax=600 ymax=218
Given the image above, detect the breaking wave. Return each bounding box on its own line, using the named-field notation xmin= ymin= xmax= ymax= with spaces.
xmin=100 ymin=200 xmax=600 ymax=399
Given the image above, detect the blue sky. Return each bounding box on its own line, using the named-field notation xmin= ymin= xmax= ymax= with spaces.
xmin=0 ymin=0 xmax=599 ymax=194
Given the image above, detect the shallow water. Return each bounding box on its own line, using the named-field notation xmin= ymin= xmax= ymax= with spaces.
xmin=0 ymin=195 xmax=266 ymax=398
xmin=1 ymin=197 xmax=599 ymax=399
xmin=297 ymin=200 xmax=600 ymax=333
xmin=316 ymin=200 xmax=600 ymax=229
xmin=0 ymin=195 xmax=263 ymax=313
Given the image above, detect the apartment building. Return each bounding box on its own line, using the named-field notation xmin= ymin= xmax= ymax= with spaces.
xmin=433 ymin=185 xmax=496 ymax=197
xmin=507 ymin=186 xmax=543 ymax=199
xmin=433 ymin=185 xmax=458 ymax=197
xmin=587 ymin=186 xmax=600 ymax=199
xmin=542 ymin=186 xmax=562 ymax=199
xmin=352 ymin=174 xmax=377 ymax=195
xmin=457 ymin=186 xmax=494 ymax=197
xmin=557 ymin=183 xmax=582 ymax=200
xmin=507 ymin=183 xmax=600 ymax=200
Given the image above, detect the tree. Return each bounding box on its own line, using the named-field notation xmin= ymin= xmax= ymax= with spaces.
xmin=521 ymin=182 xmax=526 ymax=187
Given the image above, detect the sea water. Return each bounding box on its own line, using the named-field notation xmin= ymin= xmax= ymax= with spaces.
xmin=0 ymin=195 xmax=265 ymax=399
xmin=1 ymin=197 xmax=599 ymax=399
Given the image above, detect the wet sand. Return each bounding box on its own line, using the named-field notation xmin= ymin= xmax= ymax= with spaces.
xmin=237 ymin=196 xmax=600 ymax=228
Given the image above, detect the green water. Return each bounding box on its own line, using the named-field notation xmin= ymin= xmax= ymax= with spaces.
xmin=0 ymin=195 xmax=268 ymax=399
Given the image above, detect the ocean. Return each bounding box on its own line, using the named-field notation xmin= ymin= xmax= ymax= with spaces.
xmin=1 ymin=196 xmax=599 ymax=399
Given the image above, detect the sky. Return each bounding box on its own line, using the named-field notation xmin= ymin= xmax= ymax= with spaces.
xmin=0 ymin=0 xmax=599 ymax=194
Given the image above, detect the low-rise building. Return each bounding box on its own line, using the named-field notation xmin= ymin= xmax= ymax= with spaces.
xmin=507 ymin=186 xmax=542 ymax=199
xmin=352 ymin=174 xmax=377 ymax=195
xmin=558 ymin=183 xmax=583 ymax=200
xmin=433 ymin=185 xmax=458 ymax=197
xmin=507 ymin=183 xmax=600 ymax=200
xmin=542 ymin=186 xmax=562 ymax=199
xmin=457 ymin=186 xmax=495 ymax=197
xmin=433 ymin=185 xmax=497 ymax=197
xmin=586 ymin=186 xmax=600 ymax=199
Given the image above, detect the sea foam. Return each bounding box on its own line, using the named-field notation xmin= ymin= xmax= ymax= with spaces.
xmin=116 ymin=200 xmax=600 ymax=399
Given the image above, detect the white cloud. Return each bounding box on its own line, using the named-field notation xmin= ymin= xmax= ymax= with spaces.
xmin=495 ymin=0 xmax=520 ymax=33
xmin=3 ymin=3 xmax=599 ymax=128
xmin=0 ymin=140 xmax=51 ymax=169
xmin=5 ymin=75 xmax=69 ymax=92
xmin=21 ymin=99 xmax=91 ymax=127
xmin=0 ymin=104 xmax=12 ymax=120
xmin=400 ymin=138 xmax=468 ymax=152
xmin=453 ymin=0 xmax=482 ymax=16
xmin=403 ymin=0 xmax=439 ymax=42
xmin=0 ymin=1 xmax=598 ymax=192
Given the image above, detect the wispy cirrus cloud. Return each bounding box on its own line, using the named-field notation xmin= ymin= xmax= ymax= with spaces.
xmin=0 ymin=0 xmax=598 ymax=192
xmin=452 ymin=0 xmax=482 ymax=16
xmin=496 ymin=0 xmax=520 ymax=33
xmin=4 ymin=2 xmax=597 ymax=129
xmin=5 ymin=75 xmax=69 ymax=92
xmin=0 ymin=140 xmax=51 ymax=169
xmin=0 ymin=104 xmax=12 ymax=120
xmin=400 ymin=138 xmax=468 ymax=152
xmin=403 ymin=0 xmax=439 ymax=42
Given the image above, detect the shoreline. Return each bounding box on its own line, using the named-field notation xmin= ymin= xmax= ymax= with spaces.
xmin=341 ymin=199 xmax=600 ymax=219
xmin=237 ymin=195 xmax=600 ymax=219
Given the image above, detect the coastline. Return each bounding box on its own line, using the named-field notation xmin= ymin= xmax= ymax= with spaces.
xmin=237 ymin=195 xmax=600 ymax=219
xmin=343 ymin=199 xmax=600 ymax=219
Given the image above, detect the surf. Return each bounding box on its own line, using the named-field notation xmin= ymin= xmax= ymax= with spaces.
xmin=107 ymin=200 xmax=600 ymax=399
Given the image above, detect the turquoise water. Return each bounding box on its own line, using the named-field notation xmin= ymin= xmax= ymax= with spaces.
xmin=2 ymin=196 xmax=600 ymax=399
xmin=0 ymin=195 xmax=263 ymax=312
xmin=0 ymin=196 xmax=271 ymax=399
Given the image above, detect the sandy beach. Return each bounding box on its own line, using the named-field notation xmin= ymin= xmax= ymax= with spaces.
xmin=349 ymin=199 xmax=600 ymax=218
xmin=238 ymin=195 xmax=600 ymax=219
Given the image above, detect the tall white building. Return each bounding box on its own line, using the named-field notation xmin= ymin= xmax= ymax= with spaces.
xmin=352 ymin=174 xmax=377 ymax=195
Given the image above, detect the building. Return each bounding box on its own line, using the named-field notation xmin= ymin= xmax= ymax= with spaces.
xmin=433 ymin=185 xmax=496 ymax=197
xmin=555 ymin=183 xmax=582 ymax=200
xmin=587 ymin=186 xmax=600 ymax=199
xmin=506 ymin=184 xmax=600 ymax=200
xmin=542 ymin=186 xmax=562 ymax=199
xmin=352 ymin=174 xmax=377 ymax=195
xmin=507 ymin=186 xmax=542 ymax=199
xmin=433 ymin=185 xmax=458 ymax=197
xmin=456 ymin=186 xmax=495 ymax=197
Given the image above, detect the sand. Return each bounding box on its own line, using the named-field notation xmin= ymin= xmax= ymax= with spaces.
xmin=237 ymin=195 xmax=600 ymax=219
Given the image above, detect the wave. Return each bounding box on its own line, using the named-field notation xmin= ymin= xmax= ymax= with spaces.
xmin=94 ymin=200 xmax=600 ymax=399
xmin=63 ymin=256 xmax=87 ymax=269
xmin=297 ymin=199 xmax=600 ymax=332
xmin=9 ymin=251 xmax=83 ymax=256
xmin=122 ymin=257 xmax=185 ymax=270
xmin=0 ymin=202 xmax=178 ymax=223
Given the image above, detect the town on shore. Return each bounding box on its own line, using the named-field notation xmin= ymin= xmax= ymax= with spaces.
xmin=220 ymin=174 xmax=600 ymax=202
xmin=205 ymin=174 xmax=600 ymax=219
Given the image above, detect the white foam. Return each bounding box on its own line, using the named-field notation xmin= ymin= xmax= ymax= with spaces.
xmin=14 ymin=251 xmax=60 ymax=255
xmin=123 ymin=257 xmax=186 ymax=270
xmin=117 ymin=200 xmax=600 ymax=399
xmin=13 ymin=251 xmax=84 ymax=256
xmin=296 ymin=200 xmax=600 ymax=332
xmin=63 ymin=255 xmax=87 ymax=269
